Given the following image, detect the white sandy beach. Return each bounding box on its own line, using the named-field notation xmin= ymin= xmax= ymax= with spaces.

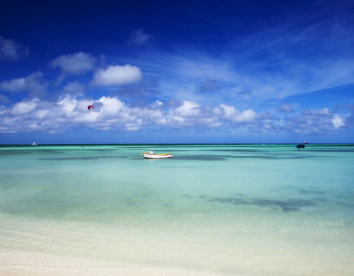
xmin=1 ymin=246 xmax=353 ymax=276
xmin=0 ymin=250 xmax=223 ymax=276
xmin=1 ymin=212 xmax=353 ymax=276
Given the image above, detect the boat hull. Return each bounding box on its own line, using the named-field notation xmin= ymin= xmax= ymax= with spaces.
xmin=143 ymin=153 xmax=173 ymax=159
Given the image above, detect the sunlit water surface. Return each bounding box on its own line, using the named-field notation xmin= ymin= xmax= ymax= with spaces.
xmin=0 ymin=144 xmax=353 ymax=275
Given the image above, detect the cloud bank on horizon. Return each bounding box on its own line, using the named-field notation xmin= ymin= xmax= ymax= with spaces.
xmin=0 ymin=0 xmax=353 ymax=143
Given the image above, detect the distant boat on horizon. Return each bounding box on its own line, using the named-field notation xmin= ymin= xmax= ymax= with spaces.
xmin=32 ymin=142 xmax=37 ymax=146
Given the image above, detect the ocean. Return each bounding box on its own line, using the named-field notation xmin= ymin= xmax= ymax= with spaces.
xmin=0 ymin=144 xmax=353 ymax=275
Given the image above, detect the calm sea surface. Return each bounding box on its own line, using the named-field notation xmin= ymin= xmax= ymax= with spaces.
xmin=0 ymin=144 xmax=353 ymax=275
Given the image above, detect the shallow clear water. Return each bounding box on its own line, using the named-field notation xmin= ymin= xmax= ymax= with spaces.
xmin=1 ymin=144 xmax=353 ymax=274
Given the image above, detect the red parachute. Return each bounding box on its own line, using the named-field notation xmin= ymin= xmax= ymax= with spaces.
xmin=88 ymin=105 xmax=94 ymax=110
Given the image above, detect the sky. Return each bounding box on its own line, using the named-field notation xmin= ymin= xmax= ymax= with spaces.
xmin=0 ymin=0 xmax=353 ymax=144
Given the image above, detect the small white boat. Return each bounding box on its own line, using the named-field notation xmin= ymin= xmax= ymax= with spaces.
xmin=143 ymin=151 xmax=173 ymax=159
xmin=32 ymin=142 xmax=37 ymax=146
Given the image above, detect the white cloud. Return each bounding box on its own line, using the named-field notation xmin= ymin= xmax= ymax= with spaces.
xmin=0 ymin=36 xmax=29 ymax=61
xmin=0 ymin=95 xmax=344 ymax=136
xmin=93 ymin=65 xmax=142 ymax=86
xmin=175 ymin=101 xmax=200 ymax=117
xmin=0 ymin=97 xmax=203 ymax=133
xmin=164 ymin=100 xmax=219 ymax=128
xmin=11 ymin=99 xmax=38 ymax=115
xmin=98 ymin=96 xmax=124 ymax=116
xmin=332 ymin=114 xmax=344 ymax=129
xmin=57 ymin=95 xmax=78 ymax=116
xmin=51 ymin=52 xmax=96 ymax=74
xmin=0 ymin=72 xmax=46 ymax=95
xmin=284 ymin=108 xmax=345 ymax=134
xmin=153 ymin=100 xmax=163 ymax=108
xmin=0 ymin=77 xmax=26 ymax=92
xmin=214 ymin=104 xmax=257 ymax=123
xmin=34 ymin=109 xmax=51 ymax=120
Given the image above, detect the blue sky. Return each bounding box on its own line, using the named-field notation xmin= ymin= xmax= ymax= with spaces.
xmin=0 ymin=0 xmax=353 ymax=144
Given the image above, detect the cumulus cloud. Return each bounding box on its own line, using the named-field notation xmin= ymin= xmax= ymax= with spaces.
xmin=97 ymin=96 xmax=124 ymax=116
xmin=0 ymin=77 xmax=26 ymax=92
xmin=128 ymin=29 xmax=151 ymax=45
xmin=0 ymin=95 xmax=163 ymax=133
xmin=284 ymin=108 xmax=344 ymax=134
xmin=11 ymin=99 xmax=38 ymax=115
xmin=0 ymin=97 xmax=254 ymax=133
xmin=0 ymin=36 xmax=29 ymax=61
xmin=0 ymin=72 xmax=46 ymax=96
xmin=92 ymin=65 xmax=142 ymax=86
xmin=164 ymin=100 xmax=219 ymax=128
xmin=332 ymin=114 xmax=344 ymax=129
xmin=175 ymin=101 xmax=200 ymax=117
xmin=51 ymin=52 xmax=96 ymax=74
xmin=2 ymin=95 xmax=344 ymax=137
xmin=214 ymin=104 xmax=257 ymax=123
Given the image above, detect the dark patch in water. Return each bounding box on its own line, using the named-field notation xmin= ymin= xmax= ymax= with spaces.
xmin=0 ymin=150 xmax=63 ymax=155
xmin=181 ymin=194 xmax=193 ymax=199
xmin=313 ymin=197 xmax=328 ymax=203
xmin=298 ymin=189 xmax=326 ymax=196
xmin=174 ymin=154 xmax=314 ymax=161
xmin=88 ymin=149 xmax=119 ymax=152
xmin=336 ymin=201 xmax=354 ymax=208
xmin=227 ymin=154 xmax=314 ymax=160
xmin=40 ymin=156 xmax=127 ymax=161
xmin=174 ymin=155 xmax=227 ymax=161
xmin=306 ymin=149 xmax=354 ymax=153
xmin=208 ymin=196 xmax=315 ymax=212
xmin=214 ymin=149 xmax=266 ymax=153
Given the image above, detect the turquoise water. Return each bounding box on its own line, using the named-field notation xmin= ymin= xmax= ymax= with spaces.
xmin=0 ymin=144 xmax=354 ymax=274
